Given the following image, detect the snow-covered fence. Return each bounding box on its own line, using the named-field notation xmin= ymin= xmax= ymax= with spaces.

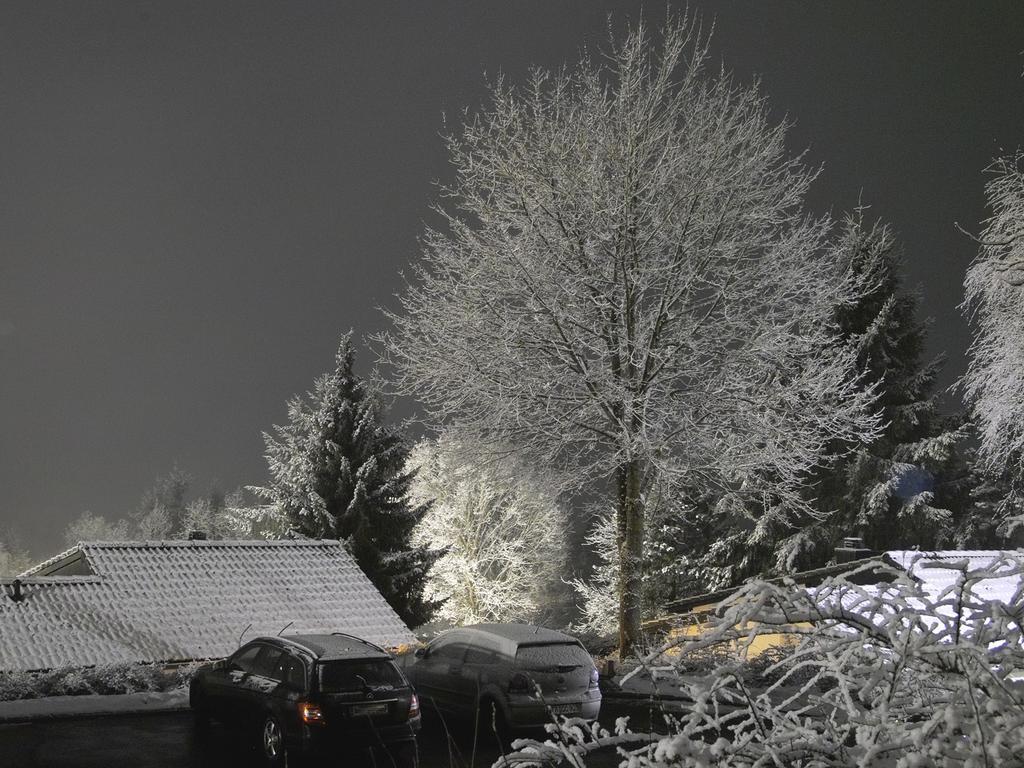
xmin=501 ymin=554 xmax=1024 ymax=767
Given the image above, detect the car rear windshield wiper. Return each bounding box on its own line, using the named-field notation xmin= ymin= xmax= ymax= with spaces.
xmin=526 ymin=664 xmax=583 ymax=673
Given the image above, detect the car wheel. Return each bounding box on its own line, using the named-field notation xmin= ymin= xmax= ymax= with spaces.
xmin=260 ymin=714 xmax=286 ymax=766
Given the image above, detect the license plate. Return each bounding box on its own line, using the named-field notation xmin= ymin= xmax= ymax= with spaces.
xmin=550 ymin=704 xmax=579 ymax=715
xmin=349 ymin=702 xmax=388 ymax=717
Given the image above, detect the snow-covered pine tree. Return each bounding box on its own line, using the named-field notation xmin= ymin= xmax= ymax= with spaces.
xmin=797 ymin=215 xmax=968 ymax=559
xmin=950 ymin=455 xmax=1022 ymax=547
xmin=658 ymin=217 xmax=970 ymax=594
xmin=257 ymin=333 xmax=439 ymax=627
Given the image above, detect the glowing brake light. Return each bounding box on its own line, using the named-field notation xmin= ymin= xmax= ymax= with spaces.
xmin=408 ymin=693 xmax=420 ymax=718
xmin=298 ymin=701 xmax=325 ymax=725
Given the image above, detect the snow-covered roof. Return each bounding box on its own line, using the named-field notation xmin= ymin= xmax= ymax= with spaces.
xmin=0 ymin=539 xmax=416 ymax=671
xmin=883 ymin=549 xmax=1023 ymax=606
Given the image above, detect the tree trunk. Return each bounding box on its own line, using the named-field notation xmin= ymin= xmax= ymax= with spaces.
xmin=616 ymin=459 xmax=644 ymax=661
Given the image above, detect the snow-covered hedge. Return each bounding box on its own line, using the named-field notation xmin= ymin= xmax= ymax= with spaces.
xmin=503 ymin=554 xmax=1024 ymax=767
xmin=0 ymin=662 xmax=197 ymax=701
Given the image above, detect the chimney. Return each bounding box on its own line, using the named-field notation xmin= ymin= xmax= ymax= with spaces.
xmin=5 ymin=578 xmax=24 ymax=603
xmin=188 ymin=530 xmax=208 ymax=541
xmin=835 ymin=536 xmax=874 ymax=563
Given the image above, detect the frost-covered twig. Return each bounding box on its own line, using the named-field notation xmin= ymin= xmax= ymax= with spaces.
xmin=501 ymin=553 xmax=1024 ymax=767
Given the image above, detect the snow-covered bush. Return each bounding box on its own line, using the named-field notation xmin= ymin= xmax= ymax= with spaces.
xmin=408 ymin=433 xmax=568 ymax=625
xmin=504 ymin=554 xmax=1024 ymax=767
xmin=48 ymin=667 xmax=95 ymax=697
xmin=89 ymin=662 xmax=164 ymax=695
xmin=0 ymin=670 xmax=38 ymax=701
xmin=0 ymin=662 xmax=195 ymax=701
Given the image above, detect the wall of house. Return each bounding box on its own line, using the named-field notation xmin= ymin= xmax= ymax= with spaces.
xmin=662 ymin=603 xmax=811 ymax=659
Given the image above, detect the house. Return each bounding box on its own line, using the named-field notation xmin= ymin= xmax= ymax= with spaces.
xmin=0 ymin=539 xmax=417 ymax=672
xmin=647 ymin=547 xmax=1024 ymax=658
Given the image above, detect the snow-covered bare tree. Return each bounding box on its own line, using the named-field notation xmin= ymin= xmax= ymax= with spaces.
xmin=63 ymin=511 xmax=131 ymax=546
xmin=0 ymin=531 xmax=33 ymax=578
xmin=380 ymin=16 xmax=878 ymax=656
xmin=407 ymin=433 xmax=567 ymax=625
xmin=175 ymin=489 xmax=271 ymax=540
xmin=131 ymin=466 xmax=190 ymax=538
xmin=963 ymin=152 xmax=1024 ymax=534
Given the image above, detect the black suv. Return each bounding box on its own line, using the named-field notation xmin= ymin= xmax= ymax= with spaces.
xmin=189 ymin=633 xmax=420 ymax=765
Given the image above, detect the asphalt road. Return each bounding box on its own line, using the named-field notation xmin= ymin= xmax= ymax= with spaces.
xmin=0 ymin=703 xmax=656 ymax=768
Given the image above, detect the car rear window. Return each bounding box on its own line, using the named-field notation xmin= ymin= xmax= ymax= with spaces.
xmin=514 ymin=643 xmax=592 ymax=672
xmin=318 ymin=659 xmax=405 ymax=692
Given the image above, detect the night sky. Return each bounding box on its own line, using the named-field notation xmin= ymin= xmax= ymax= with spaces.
xmin=2 ymin=2 xmax=1023 ymax=559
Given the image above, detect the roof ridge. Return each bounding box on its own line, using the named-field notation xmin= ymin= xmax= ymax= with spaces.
xmin=886 ymin=549 xmax=1021 ymax=559
xmin=78 ymin=539 xmax=342 ymax=548
xmin=18 ymin=539 xmax=345 ymax=575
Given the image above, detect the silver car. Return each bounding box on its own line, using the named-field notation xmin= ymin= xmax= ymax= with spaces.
xmin=406 ymin=623 xmax=601 ymax=734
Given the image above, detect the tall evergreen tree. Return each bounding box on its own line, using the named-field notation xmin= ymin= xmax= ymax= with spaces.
xmin=258 ymin=333 xmax=439 ymax=627
xmin=662 ymin=216 xmax=971 ymax=598
xmin=797 ymin=215 xmax=968 ymax=559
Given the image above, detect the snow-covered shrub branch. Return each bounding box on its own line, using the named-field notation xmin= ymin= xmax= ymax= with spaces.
xmin=506 ymin=554 xmax=1024 ymax=767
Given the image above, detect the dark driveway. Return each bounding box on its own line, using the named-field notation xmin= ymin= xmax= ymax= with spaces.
xmin=0 ymin=702 xmax=656 ymax=768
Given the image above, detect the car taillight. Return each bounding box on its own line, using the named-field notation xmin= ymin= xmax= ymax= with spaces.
xmin=589 ymin=667 xmax=599 ymax=689
xmin=508 ymin=672 xmax=530 ymax=694
xmin=298 ymin=701 xmax=325 ymax=725
xmin=408 ymin=693 xmax=420 ymax=718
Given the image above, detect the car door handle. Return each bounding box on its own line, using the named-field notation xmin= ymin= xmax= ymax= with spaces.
xmin=448 ymin=665 xmax=462 ymax=674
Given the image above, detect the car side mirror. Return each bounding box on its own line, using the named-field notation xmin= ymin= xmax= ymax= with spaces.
xmin=212 ymin=660 xmax=225 ymax=671
xmin=414 ymin=647 xmax=428 ymax=659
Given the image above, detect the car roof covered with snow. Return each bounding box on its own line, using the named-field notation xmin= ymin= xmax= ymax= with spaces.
xmin=465 ymin=623 xmax=577 ymax=644
xmin=432 ymin=623 xmax=585 ymax=657
xmin=0 ymin=540 xmax=416 ymax=672
xmin=277 ymin=633 xmax=391 ymax=661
